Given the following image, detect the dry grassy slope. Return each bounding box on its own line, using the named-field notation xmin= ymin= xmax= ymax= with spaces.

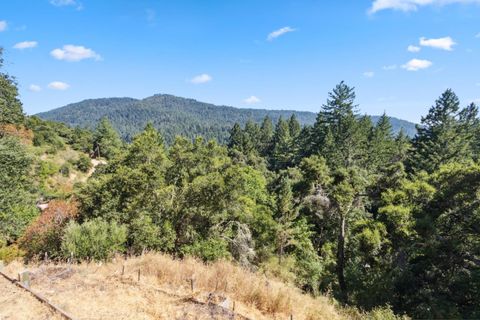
xmin=2 ymin=254 xmax=349 ymax=320
xmin=0 ymin=275 xmax=63 ymax=320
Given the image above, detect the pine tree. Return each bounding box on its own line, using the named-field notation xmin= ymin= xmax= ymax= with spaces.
xmin=309 ymin=81 xmax=369 ymax=168
xmin=92 ymin=117 xmax=122 ymax=159
xmin=259 ymin=116 xmax=274 ymax=157
xmin=367 ymin=113 xmax=395 ymax=171
xmin=409 ymin=89 xmax=475 ymax=173
xmin=275 ymin=175 xmax=298 ymax=261
xmin=271 ymin=117 xmax=293 ymax=170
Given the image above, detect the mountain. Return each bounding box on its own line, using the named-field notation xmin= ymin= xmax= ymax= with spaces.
xmin=36 ymin=94 xmax=417 ymax=143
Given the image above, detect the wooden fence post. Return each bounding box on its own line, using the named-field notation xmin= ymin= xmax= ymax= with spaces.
xmin=18 ymin=270 xmax=31 ymax=288
xmin=190 ymin=278 xmax=195 ymax=292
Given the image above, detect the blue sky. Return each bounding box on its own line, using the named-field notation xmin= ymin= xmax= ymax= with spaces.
xmin=1 ymin=0 xmax=480 ymax=122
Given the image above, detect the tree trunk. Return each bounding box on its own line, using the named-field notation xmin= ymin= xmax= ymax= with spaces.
xmin=336 ymin=214 xmax=348 ymax=303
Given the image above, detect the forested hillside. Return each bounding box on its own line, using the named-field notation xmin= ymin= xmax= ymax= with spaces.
xmin=2 ymin=49 xmax=480 ymax=319
xmin=37 ymin=94 xmax=417 ymax=143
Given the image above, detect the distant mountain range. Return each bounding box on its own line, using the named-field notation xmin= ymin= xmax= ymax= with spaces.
xmin=36 ymin=94 xmax=417 ymax=143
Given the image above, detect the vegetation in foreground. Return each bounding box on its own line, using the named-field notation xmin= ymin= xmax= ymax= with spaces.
xmin=1 ymin=48 xmax=480 ymax=319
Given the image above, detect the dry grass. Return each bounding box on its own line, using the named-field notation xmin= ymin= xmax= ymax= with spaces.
xmin=2 ymin=254 xmax=348 ymax=320
xmin=0 ymin=275 xmax=63 ymax=320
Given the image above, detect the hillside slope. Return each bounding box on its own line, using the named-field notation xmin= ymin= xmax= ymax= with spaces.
xmin=2 ymin=254 xmax=349 ymax=320
xmin=37 ymin=94 xmax=417 ymax=143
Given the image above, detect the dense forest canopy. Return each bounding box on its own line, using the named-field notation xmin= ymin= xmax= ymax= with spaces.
xmin=36 ymin=93 xmax=417 ymax=143
xmin=2 ymin=50 xmax=480 ymax=319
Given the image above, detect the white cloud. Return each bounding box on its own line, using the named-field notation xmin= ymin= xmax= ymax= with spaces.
xmin=419 ymin=36 xmax=456 ymax=51
xmin=189 ymin=74 xmax=212 ymax=84
xmin=369 ymin=0 xmax=480 ymax=14
xmin=51 ymin=45 xmax=101 ymax=62
xmin=0 ymin=21 xmax=7 ymax=32
xmin=383 ymin=64 xmax=397 ymax=70
xmin=48 ymin=81 xmax=70 ymax=90
xmin=13 ymin=41 xmax=38 ymax=50
xmin=267 ymin=27 xmax=296 ymax=41
xmin=244 ymin=96 xmax=261 ymax=104
xmin=402 ymin=58 xmax=433 ymax=71
xmin=50 ymin=0 xmax=76 ymax=6
xmin=28 ymin=84 xmax=41 ymax=92
xmin=408 ymin=45 xmax=421 ymax=52
xmin=363 ymin=71 xmax=375 ymax=78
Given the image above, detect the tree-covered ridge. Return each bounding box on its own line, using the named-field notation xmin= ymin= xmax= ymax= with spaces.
xmin=36 ymin=93 xmax=417 ymax=143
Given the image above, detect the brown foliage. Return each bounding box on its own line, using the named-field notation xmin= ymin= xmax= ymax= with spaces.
xmin=0 ymin=124 xmax=33 ymax=144
xmin=19 ymin=199 xmax=78 ymax=258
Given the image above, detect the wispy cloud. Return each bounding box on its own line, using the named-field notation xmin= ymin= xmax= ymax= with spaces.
xmin=51 ymin=45 xmax=101 ymax=62
xmin=244 ymin=96 xmax=261 ymax=104
xmin=363 ymin=71 xmax=375 ymax=78
xmin=407 ymin=45 xmax=421 ymax=52
xmin=402 ymin=58 xmax=433 ymax=71
xmin=369 ymin=0 xmax=480 ymax=14
xmin=146 ymin=9 xmax=156 ymax=26
xmin=50 ymin=0 xmax=83 ymax=10
xmin=48 ymin=81 xmax=70 ymax=90
xmin=383 ymin=64 xmax=397 ymax=70
xmin=13 ymin=41 xmax=38 ymax=50
xmin=420 ymin=36 xmax=456 ymax=51
xmin=28 ymin=84 xmax=41 ymax=92
xmin=189 ymin=74 xmax=212 ymax=84
xmin=476 ymin=32 xmax=480 ymax=38
xmin=0 ymin=21 xmax=7 ymax=32
xmin=267 ymin=27 xmax=296 ymax=41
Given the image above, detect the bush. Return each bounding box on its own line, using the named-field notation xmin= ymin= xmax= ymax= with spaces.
xmin=129 ymin=215 xmax=176 ymax=254
xmin=0 ymin=245 xmax=25 ymax=263
xmin=74 ymin=154 xmax=92 ymax=173
xmin=181 ymin=237 xmax=231 ymax=262
xmin=19 ymin=200 xmax=78 ymax=259
xmin=61 ymin=218 xmax=127 ymax=261
xmin=0 ymin=205 xmax=38 ymax=245
xmin=59 ymin=162 xmax=71 ymax=177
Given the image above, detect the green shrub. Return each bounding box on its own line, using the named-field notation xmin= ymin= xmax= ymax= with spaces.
xmin=0 ymin=205 xmax=38 ymax=245
xmin=0 ymin=245 xmax=25 ymax=263
xmin=181 ymin=237 xmax=231 ymax=262
xmin=74 ymin=154 xmax=92 ymax=173
xmin=59 ymin=162 xmax=71 ymax=177
xmin=38 ymin=161 xmax=59 ymax=180
xmin=61 ymin=218 xmax=127 ymax=261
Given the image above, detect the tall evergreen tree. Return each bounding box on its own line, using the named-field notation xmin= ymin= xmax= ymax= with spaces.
xmin=309 ymin=81 xmax=369 ymax=168
xmin=409 ymin=89 xmax=475 ymax=173
xmin=92 ymin=117 xmax=123 ymax=159
xmin=259 ymin=116 xmax=274 ymax=157
xmin=367 ymin=113 xmax=395 ymax=171
xmin=271 ymin=117 xmax=293 ymax=170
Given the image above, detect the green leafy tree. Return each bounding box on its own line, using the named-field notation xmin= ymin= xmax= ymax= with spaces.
xmin=0 ymin=137 xmax=37 ymax=244
xmin=0 ymin=48 xmax=25 ymax=126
